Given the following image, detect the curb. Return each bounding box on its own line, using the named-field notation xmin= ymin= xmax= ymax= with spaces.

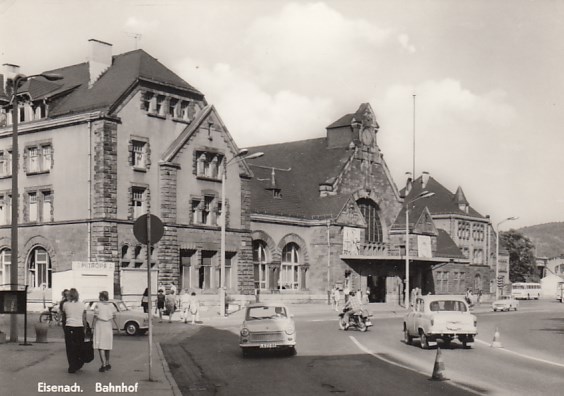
xmin=156 ymin=342 xmax=183 ymax=396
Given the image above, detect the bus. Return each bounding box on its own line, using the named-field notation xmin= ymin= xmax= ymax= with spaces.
xmin=557 ymin=281 xmax=564 ymax=303
xmin=511 ymin=282 xmax=541 ymax=300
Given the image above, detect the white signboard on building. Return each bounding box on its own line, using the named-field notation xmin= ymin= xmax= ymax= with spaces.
xmin=417 ymin=235 xmax=432 ymax=258
xmin=52 ymin=261 xmax=115 ymax=302
xmin=343 ymin=227 xmax=361 ymax=255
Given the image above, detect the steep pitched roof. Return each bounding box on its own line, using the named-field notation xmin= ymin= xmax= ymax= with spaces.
xmin=30 ymin=49 xmax=203 ymax=117
xmin=436 ymin=229 xmax=466 ymax=259
xmin=399 ymin=175 xmax=485 ymax=220
xmin=248 ymin=138 xmax=353 ymax=219
xmin=326 ymin=102 xmax=379 ymax=130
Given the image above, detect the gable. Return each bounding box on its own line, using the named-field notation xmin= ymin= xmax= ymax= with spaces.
xmin=413 ymin=207 xmax=438 ymax=236
xmin=161 ymin=105 xmax=252 ymax=178
xmin=335 ymin=197 xmax=367 ymax=227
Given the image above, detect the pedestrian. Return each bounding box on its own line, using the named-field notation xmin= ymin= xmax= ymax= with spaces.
xmin=156 ymin=289 xmax=165 ymax=322
xmin=59 ymin=289 xmax=69 ymax=328
xmin=180 ymin=289 xmax=191 ymax=324
xmin=334 ymin=288 xmax=342 ymax=312
xmin=170 ymin=281 xmax=177 ymax=295
xmin=92 ymin=291 xmax=118 ymax=373
xmin=477 ymin=289 xmax=483 ymax=305
xmin=141 ymin=288 xmax=149 ymax=313
xmin=165 ymin=289 xmax=176 ymax=323
xmin=189 ymin=292 xmax=200 ymax=324
xmin=62 ymin=288 xmax=86 ymax=373
xmin=330 ymin=287 xmax=336 ymax=310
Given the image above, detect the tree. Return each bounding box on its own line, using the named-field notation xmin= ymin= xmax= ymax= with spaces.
xmin=499 ymin=229 xmax=539 ymax=282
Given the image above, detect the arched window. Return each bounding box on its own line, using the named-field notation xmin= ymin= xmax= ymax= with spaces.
xmin=253 ymin=240 xmax=268 ymax=290
xmin=121 ymin=245 xmax=130 ymax=268
xmin=281 ymin=243 xmax=300 ymax=290
xmin=28 ymin=247 xmax=51 ymax=288
xmin=0 ymin=248 xmax=11 ymax=287
xmin=357 ymin=198 xmax=383 ymax=243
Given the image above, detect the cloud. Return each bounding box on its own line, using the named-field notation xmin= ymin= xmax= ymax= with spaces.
xmin=174 ymin=57 xmax=334 ymax=147
xmin=398 ymin=33 xmax=416 ymax=53
xmin=124 ymin=16 xmax=160 ymax=32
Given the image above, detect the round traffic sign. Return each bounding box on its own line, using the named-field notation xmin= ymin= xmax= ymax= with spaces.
xmin=133 ymin=214 xmax=165 ymax=244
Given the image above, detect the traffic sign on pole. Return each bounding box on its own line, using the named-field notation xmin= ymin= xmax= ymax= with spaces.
xmin=133 ymin=214 xmax=164 ymax=244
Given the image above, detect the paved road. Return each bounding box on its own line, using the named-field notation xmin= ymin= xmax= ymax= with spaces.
xmin=160 ymin=300 xmax=564 ymax=396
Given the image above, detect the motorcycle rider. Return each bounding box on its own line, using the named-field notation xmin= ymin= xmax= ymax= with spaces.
xmin=342 ymin=291 xmax=363 ymax=329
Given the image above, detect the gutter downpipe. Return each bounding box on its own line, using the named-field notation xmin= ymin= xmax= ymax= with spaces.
xmin=87 ymin=120 xmax=92 ymax=261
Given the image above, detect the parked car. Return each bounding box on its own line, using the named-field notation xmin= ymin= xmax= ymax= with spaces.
xmin=239 ymin=302 xmax=296 ymax=356
xmin=403 ymin=295 xmax=477 ymax=349
xmin=492 ymin=295 xmax=519 ymax=312
xmin=84 ymin=299 xmax=149 ymax=336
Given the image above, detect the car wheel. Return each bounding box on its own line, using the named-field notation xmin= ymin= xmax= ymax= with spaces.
xmin=125 ymin=321 xmax=139 ymax=336
xmin=287 ymin=346 xmax=297 ymax=356
xmin=462 ymin=339 xmax=468 ymax=348
xmin=419 ymin=331 xmax=429 ymax=350
xmin=493 ymin=308 xmax=497 ymax=312
xmin=403 ymin=327 xmax=413 ymax=345
xmin=338 ymin=317 xmax=347 ymax=330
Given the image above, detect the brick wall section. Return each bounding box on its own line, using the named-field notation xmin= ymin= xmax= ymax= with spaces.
xmin=158 ymin=163 xmax=180 ymax=287
xmin=90 ymin=119 xmax=120 ymax=294
xmin=237 ymin=177 xmax=254 ymax=294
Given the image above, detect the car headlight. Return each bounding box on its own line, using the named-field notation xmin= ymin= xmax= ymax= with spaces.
xmin=240 ymin=328 xmax=249 ymax=337
xmin=285 ymin=326 xmax=295 ymax=335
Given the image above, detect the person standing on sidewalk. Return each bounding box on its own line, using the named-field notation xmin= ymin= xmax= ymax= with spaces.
xmin=189 ymin=292 xmax=200 ymax=324
xmin=59 ymin=289 xmax=69 ymax=329
xmin=180 ymin=289 xmax=191 ymax=323
xmin=141 ymin=288 xmax=149 ymax=313
xmin=165 ymin=289 xmax=177 ymax=323
xmin=92 ymin=291 xmax=118 ymax=373
xmin=62 ymin=288 xmax=86 ymax=373
xmin=155 ymin=289 xmax=165 ymax=322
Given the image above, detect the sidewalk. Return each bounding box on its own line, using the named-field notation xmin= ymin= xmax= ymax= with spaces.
xmin=0 ymin=322 xmax=179 ymax=396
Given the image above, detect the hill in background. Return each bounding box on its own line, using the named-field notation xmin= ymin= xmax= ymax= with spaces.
xmin=518 ymin=222 xmax=564 ymax=258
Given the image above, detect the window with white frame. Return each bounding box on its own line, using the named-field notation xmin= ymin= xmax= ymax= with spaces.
xmin=199 ymin=250 xmax=216 ymax=290
xmin=26 ymin=144 xmax=52 ymax=174
xmin=0 ymin=151 xmax=11 ymax=177
xmin=131 ymin=187 xmax=146 ymax=219
xmin=131 ymin=140 xmax=148 ymax=170
xmin=280 ymin=243 xmax=300 ymax=290
xmin=28 ymin=192 xmax=38 ymax=222
xmin=41 ymin=190 xmax=52 ymax=222
xmin=195 ymin=151 xmax=223 ymax=180
xmin=0 ymin=248 xmax=11 ymax=288
xmin=216 ymin=252 xmax=234 ymax=289
xmin=0 ymin=194 xmax=9 ymax=225
xmin=28 ymin=247 xmax=51 ymax=288
xmin=437 ymin=271 xmax=449 ymax=293
xmin=253 ymin=241 xmax=268 ymax=290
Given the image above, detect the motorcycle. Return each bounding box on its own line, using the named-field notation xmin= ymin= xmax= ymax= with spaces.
xmin=338 ymin=308 xmax=372 ymax=332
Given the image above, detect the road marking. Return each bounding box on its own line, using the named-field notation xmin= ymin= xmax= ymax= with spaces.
xmin=348 ymin=336 xmax=484 ymax=395
xmin=474 ymin=339 xmax=564 ymax=369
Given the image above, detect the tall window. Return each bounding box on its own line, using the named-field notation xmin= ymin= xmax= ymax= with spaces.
xmin=195 ymin=152 xmax=223 ymax=180
xmin=437 ymin=271 xmax=449 ymax=293
xmin=131 ymin=187 xmax=146 ymax=219
xmin=253 ymin=241 xmax=268 ymax=290
xmin=199 ymin=251 xmax=215 ymax=290
xmin=26 ymin=144 xmax=52 ymax=173
xmin=0 ymin=249 xmax=10 ymax=287
xmin=474 ymin=274 xmax=482 ymax=292
xmin=216 ymin=252 xmax=234 ymax=289
xmin=0 ymin=194 xmax=10 ymax=225
xmin=280 ymin=243 xmax=300 ymax=290
xmin=0 ymin=150 xmax=11 ymax=177
xmin=357 ymin=198 xmax=383 ymax=243
xmin=131 ymin=140 xmax=148 ymax=170
xmin=28 ymin=247 xmax=51 ymax=288
xmin=28 ymin=192 xmax=38 ymax=222
xmin=41 ymin=191 xmax=53 ymax=222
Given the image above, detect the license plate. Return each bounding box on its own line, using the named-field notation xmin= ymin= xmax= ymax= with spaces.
xmin=259 ymin=343 xmax=277 ymax=349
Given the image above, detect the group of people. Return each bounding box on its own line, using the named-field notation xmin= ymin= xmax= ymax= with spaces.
xmin=59 ymin=288 xmax=117 ymax=374
xmin=142 ymin=287 xmax=200 ymax=324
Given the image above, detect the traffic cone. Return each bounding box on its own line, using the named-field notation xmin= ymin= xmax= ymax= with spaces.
xmin=430 ymin=347 xmax=448 ymax=381
xmin=491 ymin=327 xmax=503 ymax=348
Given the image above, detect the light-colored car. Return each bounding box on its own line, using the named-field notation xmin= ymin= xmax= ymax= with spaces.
xmin=492 ymin=295 xmax=519 ymax=312
xmin=403 ymin=295 xmax=477 ymax=349
xmin=239 ymin=302 xmax=296 ymax=356
xmin=84 ymin=299 xmax=149 ymax=336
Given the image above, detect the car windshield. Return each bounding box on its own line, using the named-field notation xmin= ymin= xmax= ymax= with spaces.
xmin=429 ymin=300 xmax=467 ymax=312
xmin=115 ymin=301 xmax=128 ymax=311
xmin=246 ymin=306 xmax=287 ymax=320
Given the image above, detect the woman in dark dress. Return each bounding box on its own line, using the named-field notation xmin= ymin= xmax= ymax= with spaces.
xmin=62 ymin=288 xmax=86 ymax=373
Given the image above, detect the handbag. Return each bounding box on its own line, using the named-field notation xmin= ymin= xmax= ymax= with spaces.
xmin=82 ymin=323 xmax=94 ymax=363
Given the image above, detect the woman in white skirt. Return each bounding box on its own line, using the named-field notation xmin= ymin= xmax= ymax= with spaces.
xmin=92 ymin=291 xmax=118 ymax=372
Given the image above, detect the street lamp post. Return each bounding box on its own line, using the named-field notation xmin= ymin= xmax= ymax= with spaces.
xmin=495 ymin=216 xmax=518 ymax=300
xmin=219 ymin=149 xmax=263 ymax=317
xmin=9 ymin=73 xmax=63 ymax=342
xmin=404 ymin=190 xmax=435 ymax=309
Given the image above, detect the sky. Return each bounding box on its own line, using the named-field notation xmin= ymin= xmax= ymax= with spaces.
xmin=1 ymin=0 xmax=563 ymax=230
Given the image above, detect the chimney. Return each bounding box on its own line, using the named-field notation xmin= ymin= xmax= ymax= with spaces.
xmin=88 ymin=39 xmax=113 ymax=88
xmin=2 ymin=63 xmax=20 ymax=94
xmin=421 ymin=171 xmax=430 ymax=188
